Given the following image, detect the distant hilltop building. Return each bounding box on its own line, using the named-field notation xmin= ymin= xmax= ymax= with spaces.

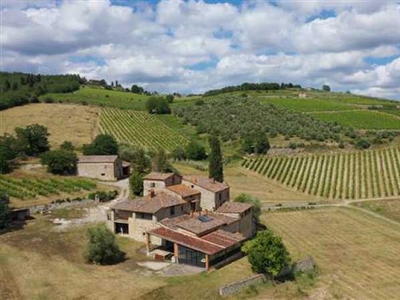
xmin=77 ymin=155 xmax=130 ymax=181
xmin=298 ymin=93 xmax=307 ymax=98
xmin=110 ymin=172 xmax=255 ymax=270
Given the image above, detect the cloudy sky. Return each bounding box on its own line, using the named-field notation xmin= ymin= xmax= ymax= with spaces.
xmin=1 ymin=0 xmax=400 ymax=99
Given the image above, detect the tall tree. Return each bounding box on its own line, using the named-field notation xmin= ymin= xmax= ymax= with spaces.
xmin=208 ymin=135 xmax=223 ymax=182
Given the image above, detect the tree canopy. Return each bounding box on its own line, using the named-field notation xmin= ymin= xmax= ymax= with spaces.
xmin=82 ymin=134 xmax=119 ymax=156
xmin=15 ymin=124 xmax=50 ymax=156
xmin=242 ymin=230 xmax=291 ymax=278
xmin=146 ymin=97 xmax=171 ymax=114
xmin=185 ymin=141 xmax=207 ymax=161
xmin=40 ymin=150 xmax=77 ymax=175
xmin=85 ymin=223 xmax=124 ymax=265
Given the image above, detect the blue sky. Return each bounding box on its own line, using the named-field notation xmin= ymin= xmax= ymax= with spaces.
xmin=1 ymin=0 xmax=400 ymax=99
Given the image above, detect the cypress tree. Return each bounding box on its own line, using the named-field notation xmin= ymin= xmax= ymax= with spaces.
xmin=208 ymin=135 xmax=223 ymax=182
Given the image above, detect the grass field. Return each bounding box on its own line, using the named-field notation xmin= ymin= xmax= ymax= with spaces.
xmin=260 ymin=98 xmax=359 ymax=112
xmin=0 ymin=103 xmax=99 ymax=147
xmin=262 ymin=208 xmax=400 ymax=299
xmin=0 ymin=218 xmax=165 ymax=300
xmin=353 ymin=199 xmax=400 ymax=222
xmin=382 ymin=110 xmax=400 ymax=117
xmin=40 ymin=86 xmax=149 ymax=110
xmin=99 ymin=107 xmax=188 ymax=151
xmin=311 ymin=110 xmax=400 ymax=129
xmin=243 ymin=147 xmax=400 ymax=200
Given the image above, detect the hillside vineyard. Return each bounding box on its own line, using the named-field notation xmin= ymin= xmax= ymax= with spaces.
xmin=99 ymin=107 xmax=188 ymax=151
xmin=243 ymin=148 xmax=400 ymax=200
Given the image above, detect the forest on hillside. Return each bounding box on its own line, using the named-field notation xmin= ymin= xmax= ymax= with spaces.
xmin=0 ymin=72 xmax=83 ymax=110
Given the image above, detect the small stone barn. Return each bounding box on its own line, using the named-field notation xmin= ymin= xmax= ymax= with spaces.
xmin=77 ymin=155 xmax=130 ymax=181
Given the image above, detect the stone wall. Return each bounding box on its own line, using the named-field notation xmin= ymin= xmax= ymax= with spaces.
xmin=219 ymin=274 xmax=267 ymax=296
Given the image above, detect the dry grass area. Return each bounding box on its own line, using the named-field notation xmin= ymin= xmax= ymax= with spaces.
xmin=261 ymin=208 xmax=400 ymax=299
xmin=353 ymin=198 xmax=400 ymax=222
xmin=173 ymin=162 xmax=320 ymax=203
xmin=0 ymin=217 xmax=165 ymax=300
xmin=0 ymin=103 xmax=99 ymax=147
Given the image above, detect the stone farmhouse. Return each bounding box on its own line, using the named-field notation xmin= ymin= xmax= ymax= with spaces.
xmin=77 ymin=155 xmax=130 ymax=181
xmin=110 ymin=172 xmax=255 ymax=270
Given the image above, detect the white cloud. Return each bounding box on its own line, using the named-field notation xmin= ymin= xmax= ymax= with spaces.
xmin=1 ymin=0 xmax=399 ymax=99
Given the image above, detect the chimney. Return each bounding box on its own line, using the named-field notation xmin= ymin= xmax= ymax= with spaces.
xmin=148 ymin=190 xmax=155 ymax=198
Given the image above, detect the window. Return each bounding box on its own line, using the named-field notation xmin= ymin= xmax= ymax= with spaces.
xmin=150 ymin=182 xmax=155 ymax=188
xmin=219 ymin=193 xmax=222 ymax=201
xmin=191 ymin=185 xmax=194 ymax=188
xmin=136 ymin=212 xmax=153 ymax=220
xmin=101 ymin=173 xmax=105 ymax=176
xmin=170 ymin=206 xmax=175 ymax=216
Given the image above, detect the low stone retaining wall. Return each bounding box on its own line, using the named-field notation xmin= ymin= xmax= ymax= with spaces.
xmin=28 ymin=199 xmax=96 ymax=214
xmin=219 ymin=274 xmax=267 ymax=296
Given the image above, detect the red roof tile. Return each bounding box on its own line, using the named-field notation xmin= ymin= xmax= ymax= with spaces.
xmin=113 ymin=192 xmax=186 ymax=214
xmin=148 ymin=227 xmax=224 ymax=255
xmin=160 ymin=212 xmax=238 ymax=236
xmin=182 ymin=176 xmax=229 ymax=193
xmin=202 ymin=230 xmax=245 ymax=248
xmin=167 ymin=184 xmax=201 ymax=198
xmin=143 ymin=172 xmax=176 ymax=181
xmin=78 ymin=155 xmax=118 ymax=163
xmin=215 ymin=202 xmax=253 ymax=214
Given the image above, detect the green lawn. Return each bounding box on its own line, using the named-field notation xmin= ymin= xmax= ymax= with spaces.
xmin=311 ymin=110 xmax=400 ymax=129
xmin=40 ymin=86 xmax=149 ymax=110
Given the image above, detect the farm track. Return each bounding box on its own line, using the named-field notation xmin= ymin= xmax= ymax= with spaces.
xmin=262 ymin=196 xmax=400 ymax=227
xmin=244 ymin=147 xmax=400 ymax=201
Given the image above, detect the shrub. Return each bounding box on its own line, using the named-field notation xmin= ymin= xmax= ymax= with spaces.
xmin=171 ymin=146 xmax=186 ymax=161
xmin=85 ymin=223 xmax=124 ymax=265
xmin=40 ymin=150 xmax=77 ymax=175
xmin=195 ymin=99 xmax=204 ymax=106
xmin=82 ymin=134 xmax=119 ymax=155
xmin=242 ymin=230 xmax=291 ymax=278
xmin=235 ymin=193 xmax=261 ymax=222
xmin=60 ymin=141 xmax=75 ymax=151
xmin=185 ymin=141 xmax=207 ymax=160
xmin=146 ymin=97 xmax=171 ymax=114
xmin=44 ymin=96 xmax=54 ymax=103
xmin=355 ymin=138 xmax=371 ymax=149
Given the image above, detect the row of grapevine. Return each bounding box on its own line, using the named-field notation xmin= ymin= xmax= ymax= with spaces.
xmin=0 ymin=176 xmax=97 ymax=200
xmin=99 ymin=107 xmax=188 ymax=151
xmin=242 ymin=147 xmax=400 ymax=200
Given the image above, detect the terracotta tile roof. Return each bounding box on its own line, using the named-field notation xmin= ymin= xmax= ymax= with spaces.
xmin=143 ymin=172 xmax=176 ymax=181
xmin=166 ymin=184 xmax=201 ymax=198
xmin=148 ymin=227 xmax=224 ymax=255
xmin=202 ymin=230 xmax=245 ymax=248
xmin=159 ymin=214 xmax=194 ymax=230
xmin=112 ymin=192 xmax=186 ymax=214
xmin=171 ymin=212 xmax=237 ymax=236
xmin=78 ymin=155 xmax=118 ymax=163
xmin=182 ymin=176 xmax=229 ymax=193
xmin=215 ymin=202 xmax=253 ymax=214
